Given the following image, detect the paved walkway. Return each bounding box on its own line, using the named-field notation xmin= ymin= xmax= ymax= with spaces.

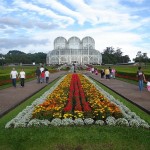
xmin=0 ymin=71 xmax=149 ymax=118
xmin=85 ymin=72 xmax=150 ymax=114
xmin=0 ymin=71 xmax=66 ymax=118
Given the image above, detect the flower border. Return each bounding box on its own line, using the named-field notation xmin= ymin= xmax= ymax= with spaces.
xmin=5 ymin=74 xmax=150 ymax=129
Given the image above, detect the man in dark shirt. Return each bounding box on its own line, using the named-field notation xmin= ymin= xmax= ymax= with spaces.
xmin=35 ymin=67 xmax=41 ymax=83
xmin=136 ymin=66 xmax=145 ymax=91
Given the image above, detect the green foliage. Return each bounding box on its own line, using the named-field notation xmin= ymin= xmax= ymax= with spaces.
xmin=95 ymin=65 xmax=150 ymax=75
xmin=102 ymin=47 xmax=130 ymax=64
xmin=1 ymin=50 xmax=47 ymax=65
xmin=133 ymin=51 xmax=150 ymax=64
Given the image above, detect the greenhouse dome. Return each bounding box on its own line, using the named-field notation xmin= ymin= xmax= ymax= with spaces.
xmin=46 ymin=36 xmax=102 ymax=65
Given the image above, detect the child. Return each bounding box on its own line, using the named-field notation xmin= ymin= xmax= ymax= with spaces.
xmin=146 ymin=80 xmax=150 ymax=92
xmin=111 ymin=68 xmax=116 ymax=79
xmin=95 ymin=69 xmax=98 ymax=75
xmin=40 ymin=70 xmax=45 ymax=83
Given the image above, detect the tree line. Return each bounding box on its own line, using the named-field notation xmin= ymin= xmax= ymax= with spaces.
xmin=0 ymin=50 xmax=46 ymax=65
xmin=0 ymin=48 xmax=149 ymax=66
xmin=102 ymin=47 xmax=150 ymax=65
xmin=102 ymin=47 xmax=130 ymax=64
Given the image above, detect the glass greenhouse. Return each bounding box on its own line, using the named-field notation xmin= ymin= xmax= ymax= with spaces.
xmin=46 ymin=36 xmax=102 ymax=65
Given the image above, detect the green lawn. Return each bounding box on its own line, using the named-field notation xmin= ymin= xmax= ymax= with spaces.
xmin=0 ymin=65 xmax=55 ymax=75
xmin=0 ymin=77 xmax=150 ymax=150
xmin=95 ymin=64 xmax=150 ymax=75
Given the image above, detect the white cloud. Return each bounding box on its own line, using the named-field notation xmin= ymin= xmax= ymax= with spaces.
xmin=1 ymin=27 xmax=149 ymax=61
xmin=35 ymin=0 xmax=85 ymax=25
xmin=0 ymin=0 xmax=150 ymax=61
xmin=13 ymin=0 xmax=75 ymax=28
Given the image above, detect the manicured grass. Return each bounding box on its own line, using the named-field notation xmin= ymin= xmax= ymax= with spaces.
xmin=0 ymin=66 xmax=35 ymax=75
xmin=0 ymin=76 xmax=150 ymax=150
xmin=96 ymin=64 xmax=150 ymax=75
xmin=0 ymin=66 xmax=56 ymax=75
xmin=0 ymin=125 xmax=150 ymax=150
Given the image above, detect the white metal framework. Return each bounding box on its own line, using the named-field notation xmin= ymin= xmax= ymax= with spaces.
xmin=46 ymin=36 xmax=102 ymax=65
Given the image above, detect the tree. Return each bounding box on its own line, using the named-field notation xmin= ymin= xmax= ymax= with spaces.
xmin=102 ymin=47 xmax=115 ymax=64
xmin=122 ymin=55 xmax=130 ymax=63
xmin=133 ymin=51 xmax=149 ymax=66
xmin=102 ymin=47 xmax=130 ymax=64
xmin=114 ymin=48 xmax=123 ymax=63
xmin=4 ymin=50 xmax=47 ymax=64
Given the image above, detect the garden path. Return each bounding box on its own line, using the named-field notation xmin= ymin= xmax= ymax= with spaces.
xmin=85 ymin=71 xmax=150 ymax=115
xmin=1 ymin=71 xmax=149 ymax=118
xmin=0 ymin=71 xmax=66 ymax=118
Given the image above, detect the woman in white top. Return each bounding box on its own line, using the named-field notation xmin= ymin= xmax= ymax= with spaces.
xmin=10 ymin=68 xmax=18 ymax=87
xmin=19 ymin=68 xmax=26 ymax=87
xmin=45 ymin=69 xmax=50 ymax=83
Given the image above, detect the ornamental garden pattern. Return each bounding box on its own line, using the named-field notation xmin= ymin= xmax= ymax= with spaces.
xmin=5 ymin=73 xmax=150 ymax=128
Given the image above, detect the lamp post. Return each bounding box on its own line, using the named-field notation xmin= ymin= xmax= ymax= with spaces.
xmin=0 ymin=56 xmax=5 ymax=69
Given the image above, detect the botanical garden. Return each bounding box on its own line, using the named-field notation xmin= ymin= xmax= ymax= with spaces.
xmin=5 ymin=73 xmax=149 ymax=129
xmin=0 ymin=65 xmax=150 ymax=150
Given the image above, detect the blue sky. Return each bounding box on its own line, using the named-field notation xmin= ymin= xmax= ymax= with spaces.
xmin=0 ymin=0 xmax=150 ymax=61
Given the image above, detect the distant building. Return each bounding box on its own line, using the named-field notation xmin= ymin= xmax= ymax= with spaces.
xmin=46 ymin=36 xmax=102 ymax=65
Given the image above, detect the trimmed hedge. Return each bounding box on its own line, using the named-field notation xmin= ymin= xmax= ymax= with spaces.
xmin=0 ymin=71 xmax=35 ymax=86
xmin=116 ymin=71 xmax=150 ymax=81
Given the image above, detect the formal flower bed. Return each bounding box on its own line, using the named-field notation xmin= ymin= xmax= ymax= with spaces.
xmin=5 ymin=74 xmax=150 ymax=128
xmin=32 ymin=74 xmax=122 ymax=121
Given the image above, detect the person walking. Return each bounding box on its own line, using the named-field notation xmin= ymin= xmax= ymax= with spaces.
xmin=100 ymin=69 xmax=105 ymax=78
xmin=91 ymin=67 xmax=94 ymax=73
xmin=40 ymin=70 xmax=45 ymax=83
xmin=146 ymin=79 xmax=150 ymax=92
xmin=95 ymin=68 xmax=98 ymax=75
xmin=109 ymin=67 xmax=112 ymax=78
xmin=111 ymin=68 xmax=116 ymax=79
xmin=35 ymin=67 xmax=41 ymax=83
xmin=105 ymin=68 xmax=110 ymax=79
xmin=136 ymin=66 xmax=145 ymax=91
xmin=40 ymin=65 xmax=45 ymax=73
xmin=45 ymin=69 xmax=50 ymax=83
xmin=73 ymin=63 xmax=76 ymax=73
xmin=19 ymin=68 xmax=25 ymax=87
xmin=10 ymin=68 xmax=18 ymax=87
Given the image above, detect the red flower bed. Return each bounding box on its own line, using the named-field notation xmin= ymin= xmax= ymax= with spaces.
xmin=116 ymin=73 xmax=138 ymax=81
xmin=64 ymin=74 xmax=91 ymax=113
xmin=0 ymin=74 xmax=35 ymax=86
xmin=33 ymin=73 xmax=122 ymax=120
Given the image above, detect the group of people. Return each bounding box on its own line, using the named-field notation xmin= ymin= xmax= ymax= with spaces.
xmin=35 ymin=66 xmax=50 ymax=84
xmin=90 ymin=66 xmax=116 ymax=79
xmin=10 ymin=65 xmax=50 ymax=88
xmin=10 ymin=68 xmax=25 ymax=88
xmin=102 ymin=67 xmax=116 ymax=79
xmin=89 ymin=65 xmax=150 ymax=92
xmin=10 ymin=65 xmax=150 ymax=92
xmin=90 ymin=67 xmax=99 ymax=75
